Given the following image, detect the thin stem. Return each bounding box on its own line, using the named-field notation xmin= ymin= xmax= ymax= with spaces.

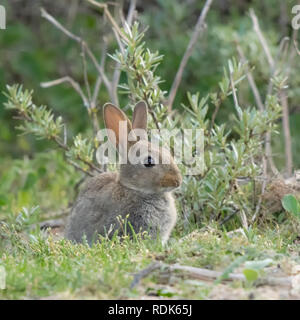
xmin=112 ymin=0 xmax=137 ymax=105
xmin=41 ymin=8 xmax=113 ymax=103
xmin=235 ymin=41 xmax=264 ymax=111
xmin=167 ymin=0 xmax=213 ymax=111
xmin=86 ymin=0 xmax=128 ymax=42
xmin=81 ymin=43 xmax=92 ymax=105
xmin=249 ymin=9 xmax=285 ymax=176
xmin=41 ymin=76 xmax=89 ymax=109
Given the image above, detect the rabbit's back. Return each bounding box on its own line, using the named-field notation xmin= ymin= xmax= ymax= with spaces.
xmin=65 ymin=172 xmax=118 ymax=242
xmin=65 ymin=172 xmax=177 ymax=243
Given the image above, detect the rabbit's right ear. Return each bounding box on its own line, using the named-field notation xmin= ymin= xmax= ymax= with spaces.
xmin=103 ymin=103 xmax=132 ymax=152
xmin=132 ymin=101 xmax=148 ymax=130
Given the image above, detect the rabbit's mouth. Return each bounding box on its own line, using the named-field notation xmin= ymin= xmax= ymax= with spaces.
xmin=161 ymin=185 xmax=181 ymax=193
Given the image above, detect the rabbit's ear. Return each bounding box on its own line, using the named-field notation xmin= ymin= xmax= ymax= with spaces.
xmin=103 ymin=103 xmax=132 ymax=151
xmin=132 ymin=101 xmax=148 ymax=130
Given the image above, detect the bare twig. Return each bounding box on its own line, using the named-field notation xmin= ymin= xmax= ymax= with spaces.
xmin=84 ymin=44 xmax=113 ymax=102
xmin=234 ymin=42 xmax=276 ymax=215
xmin=229 ymin=72 xmax=249 ymax=228
xmin=54 ymin=136 xmax=102 ymax=174
xmin=86 ymin=0 xmax=128 ymax=42
xmin=81 ymin=43 xmax=92 ymax=106
xmin=111 ymin=0 xmax=137 ymax=104
xmin=92 ymin=37 xmax=108 ymax=108
xmin=66 ymin=159 xmax=94 ymax=177
xmin=266 ymin=37 xmax=289 ymax=98
xmin=219 ymin=209 xmax=238 ymax=226
xmin=288 ymin=29 xmax=298 ymax=68
xmin=41 ymin=8 xmax=113 ymax=103
xmin=130 ymin=262 xmax=162 ymax=289
xmin=169 ymin=264 xmax=245 ymax=282
xmin=41 ymin=8 xmax=81 ymax=42
xmin=229 ymin=72 xmax=240 ymax=114
xmin=80 ymin=42 xmax=101 ymax=135
xmin=249 ymin=9 xmax=274 ymax=68
xmin=41 ymin=76 xmax=89 ymax=109
xmin=293 ymin=39 xmax=300 ymax=56
xmin=281 ymin=31 xmax=298 ymax=177
xmin=249 ymin=9 xmax=292 ymax=176
xmin=131 ymin=262 xmax=292 ymax=288
xmin=8 ymin=95 xmax=97 ymax=176
xmin=250 ymin=9 xmax=278 ymax=173
xmin=126 ymin=0 xmax=137 ymax=26
xmin=132 ymin=61 xmax=161 ymax=130
xmin=235 ymin=42 xmax=264 ymax=111
xmin=40 ymin=74 xmax=101 ymax=140
xmin=264 ymin=37 xmax=289 ymax=177
xmin=167 ymin=0 xmax=213 ymax=111
xmin=210 ymin=99 xmax=221 ymax=129
xmin=280 ymin=90 xmax=293 ymax=176
xmin=65 ymin=157 xmax=94 ymax=176
xmin=169 ymin=264 xmax=292 ymax=287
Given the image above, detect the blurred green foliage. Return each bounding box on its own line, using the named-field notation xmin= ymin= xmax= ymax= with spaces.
xmin=1 ymin=0 xmax=299 ymax=167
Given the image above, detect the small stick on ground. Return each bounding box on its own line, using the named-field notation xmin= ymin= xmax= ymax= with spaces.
xmin=131 ymin=262 xmax=292 ymax=289
xmin=169 ymin=264 xmax=292 ymax=287
xmin=130 ymin=262 xmax=162 ymax=289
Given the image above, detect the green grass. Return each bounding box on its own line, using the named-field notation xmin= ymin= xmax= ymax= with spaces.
xmin=1 ymin=221 xmax=299 ymax=299
xmin=1 ymin=154 xmax=300 ymax=300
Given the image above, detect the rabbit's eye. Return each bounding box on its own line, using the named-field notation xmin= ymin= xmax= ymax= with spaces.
xmin=144 ymin=156 xmax=155 ymax=168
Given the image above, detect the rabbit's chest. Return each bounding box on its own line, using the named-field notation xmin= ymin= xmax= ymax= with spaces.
xmin=123 ymin=193 xmax=177 ymax=231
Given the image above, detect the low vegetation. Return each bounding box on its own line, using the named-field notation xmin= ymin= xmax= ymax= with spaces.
xmin=1 ymin=0 xmax=300 ymax=299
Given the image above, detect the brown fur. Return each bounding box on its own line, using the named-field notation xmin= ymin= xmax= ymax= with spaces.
xmin=65 ymin=102 xmax=182 ymax=244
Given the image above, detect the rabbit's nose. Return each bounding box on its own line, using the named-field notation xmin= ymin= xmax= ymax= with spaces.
xmin=160 ymin=171 xmax=182 ymax=188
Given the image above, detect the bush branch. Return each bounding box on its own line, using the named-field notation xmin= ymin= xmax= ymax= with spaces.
xmin=167 ymin=0 xmax=213 ymax=111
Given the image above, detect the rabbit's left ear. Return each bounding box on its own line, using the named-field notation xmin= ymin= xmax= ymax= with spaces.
xmin=132 ymin=101 xmax=148 ymax=130
xmin=103 ymin=103 xmax=132 ymax=154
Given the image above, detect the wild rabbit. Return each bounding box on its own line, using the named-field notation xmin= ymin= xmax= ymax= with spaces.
xmin=65 ymin=101 xmax=182 ymax=244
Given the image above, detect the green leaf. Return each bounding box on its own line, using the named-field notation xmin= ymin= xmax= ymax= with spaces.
xmin=282 ymin=194 xmax=300 ymax=219
xmin=156 ymin=289 xmax=175 ymax=297
xmin=243 ymin=269 xmax=258 ymax=282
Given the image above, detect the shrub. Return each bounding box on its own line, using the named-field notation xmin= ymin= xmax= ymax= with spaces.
xmin=4 ymin=17 xmax=283 ymax=230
